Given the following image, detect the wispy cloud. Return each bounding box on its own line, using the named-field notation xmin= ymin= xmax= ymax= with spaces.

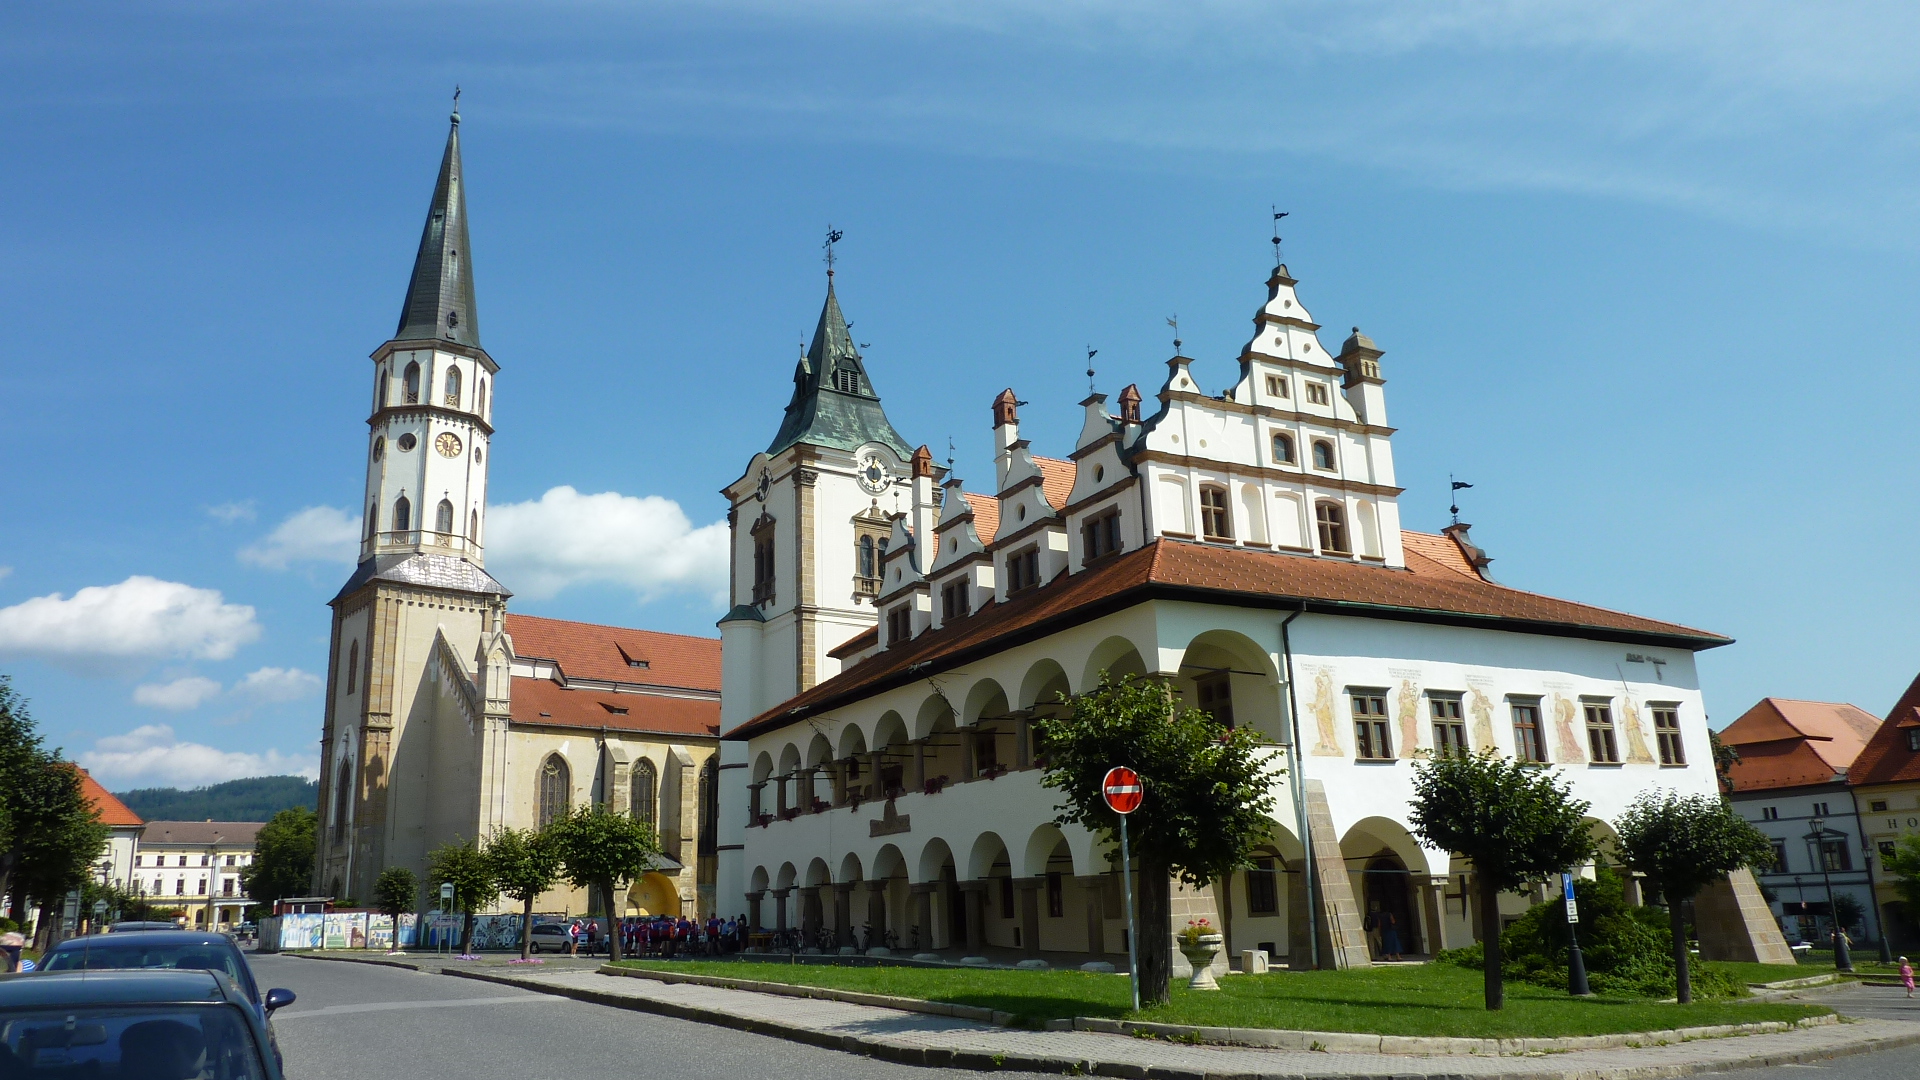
xmin=79 ymin=724 xmax=317 ymax=787
xmin=488 ymin=486 xmax=728 ymax=604
xmin=0 ymin=577 xmax=260 ymax=672
xmin=239 ymin=506 xmax=361 ymax=569
xmin=233 ymin=666 xmax=322 ymax=703
xmin=207 ymin=501 xmax=257 ymax=524
xmin=132 ymin=676 xmax=224 ymax=712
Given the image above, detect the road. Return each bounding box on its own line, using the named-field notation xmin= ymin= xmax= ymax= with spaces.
xmin=248 ymin=953 xmax=1054 ymax=1080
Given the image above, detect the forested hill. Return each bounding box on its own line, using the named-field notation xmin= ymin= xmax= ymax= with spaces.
xmin=115 ymin=775 xmax=318 ymax=823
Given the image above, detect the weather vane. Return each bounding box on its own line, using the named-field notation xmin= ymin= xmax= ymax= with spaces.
xmin=1272 ymin=207 xmax=1289 ymax=264
xmin=1085 ymin=345 xmax=1098 ymax=394
xmin=823 ymin=226 xmax=843 ymax=276
xmin=946 ymin=437 xmax=955 ymax=471
xmin=1166 ymin=315 xmax=1181 ymax=354
xmin=1449 ymin=475 xmax=1474 ymax=525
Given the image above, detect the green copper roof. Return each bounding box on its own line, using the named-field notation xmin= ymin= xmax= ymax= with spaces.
xmin=766 ymin=280 xmax=912 ymax=458
xmin=394 ymin=111 xmax=481 ymax=349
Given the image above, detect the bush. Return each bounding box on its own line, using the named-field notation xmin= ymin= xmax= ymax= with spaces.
xmin=1438 ymin=868 xmax=1747 ymax=999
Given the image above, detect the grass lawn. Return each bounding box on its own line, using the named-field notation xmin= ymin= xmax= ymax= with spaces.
xmin=609 ymin=959 xmax=1830 ymax=1038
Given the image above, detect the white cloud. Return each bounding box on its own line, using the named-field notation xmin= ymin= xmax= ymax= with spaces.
xmin=234 ymin=666 xmax=322 ymax=703
xmin=0 ymin=577 xmax=260 ymax=671
xmin=240 ymin=506 xmax=361 ymax=569
xmin=207 ymin=501 xmax=257 ymax=524
xmin=79 ymin=724 xmax=318 ymax=788
xmin=133 ymin=676 xmax=224 ymax=712
xmin=487 ymin=486 xmax=728 ymax=603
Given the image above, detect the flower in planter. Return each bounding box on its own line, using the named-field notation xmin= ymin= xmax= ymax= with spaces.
xmin=1177 ymin=919 xmax=1216 ymax=947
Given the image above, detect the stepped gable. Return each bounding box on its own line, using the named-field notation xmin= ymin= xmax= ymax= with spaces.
xmin=730 ymin=533 xmax=1729 ymax=739
xmin=1848 ymin=672 xmax=1920 ymax=785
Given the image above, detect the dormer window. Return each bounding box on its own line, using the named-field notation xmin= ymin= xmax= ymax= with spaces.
xmin=834 ymin=367 xmax=859 ymax=393
xmin=886 ymin=605 xmax=912 ymax=644
xmin=1311 ymin=439 xmax=1336 ymax=471
xmin=1199 ymin=486 xmax=1233 ymax=541
xmin=1304 ymin=382 xmax=1330 ymax=406
xmin=1906 ymin=728 xmax=1919 ymax=752
xmin=1264 ymin=374 xmax=1289 ymax=400
xmin=1270 ymin=432 xmax=1295 ymax=465
xmin=1315 ymin=501 xmax=1349 ymax=554
xmin=941 ymin=579 xmax=971 ymax=619
xmin=1006 ymin=547 xmax=1041 ymax=593
xmin=1082 ymin=509 xmax=1122 ymax=563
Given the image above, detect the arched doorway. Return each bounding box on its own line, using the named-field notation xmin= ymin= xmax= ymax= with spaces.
xmin=1361 ymin=852 xmax=1419 ymax=959
xmin=631 ymin=872 xmax=682 ymax=917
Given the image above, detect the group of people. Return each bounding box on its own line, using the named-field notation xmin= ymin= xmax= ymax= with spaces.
xmin=558 ymin=915 xmax=749 ymax=958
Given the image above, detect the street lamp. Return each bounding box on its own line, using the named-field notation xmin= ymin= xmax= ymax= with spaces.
xmin=1804 ymin=818 xmax=1853 ymax=973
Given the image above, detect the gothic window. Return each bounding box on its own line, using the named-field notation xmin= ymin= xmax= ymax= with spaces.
xmin=859 ymin=535 xmax=876 ymax=578
xmin=377 ymin=367 xmax=389 ymax=410
xmin=444 ymin=366 xmax=462 ymax=407
xmin=698 ymin=757 xmax=718 ymax=856
xmin=345 ymin=641 xmax=358 ymax=696
xmin=1199 ymin=486 xmax=1233 ymax=541
xmin=630 ymin=759 xmax=656 ymax=827
xmin=477 ymin=379 xmax=487 ymax=417
xmin=436 ymin=499 xmax=454 ymax=534
xmin=752 ymin=525 xmax=776 ymax=605
xmin=470 ymin=510 xmax=479 ymax=542
xmin=1270 ymin=432 xmax=1295 ymax=464
xmin=333 ymin=760 xmax=353 ymax=842
xmin=1311 ymin=439 xmax=1336 ymax=471
xmin=403 ymin=361 xmax=421 ymax=404
xmin=539 ymin=754 xmax=570 ymax=827
xmin=1315 ymin=501 xmax=1348 ymax=553
xmin=366 ymin=502 xmax=377 ymax=541
xmin=393 ymin=496 xmax=411 ymax=533
xmin=833 ymin=367 xmax=859 ymax=393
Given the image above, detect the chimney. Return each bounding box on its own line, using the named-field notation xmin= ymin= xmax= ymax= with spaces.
xmin=911 ymin=445 xmax=936 ymax=573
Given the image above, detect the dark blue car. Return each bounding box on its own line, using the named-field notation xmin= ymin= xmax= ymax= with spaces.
xmin=0 ymin=968 xmax=287 ymax=1078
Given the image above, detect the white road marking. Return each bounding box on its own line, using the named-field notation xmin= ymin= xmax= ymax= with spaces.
xmin=274 ymin=995 xmax=560 ymax=1020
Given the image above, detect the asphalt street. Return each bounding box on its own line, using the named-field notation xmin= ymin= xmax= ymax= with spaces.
xmin=247 ymin=954 xmax=1055 ymax=1079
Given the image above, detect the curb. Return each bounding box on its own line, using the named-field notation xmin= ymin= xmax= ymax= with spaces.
xmin=1065 ymin=1014 xmax=1837 ymax=1055
xmin=434 ymin=967 xmax=1920 ymax=1079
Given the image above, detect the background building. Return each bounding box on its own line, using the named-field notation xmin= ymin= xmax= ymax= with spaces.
xmin=130 ymin=821 xmax=261 ymax=930
xmin=1849 ymin=671 xmax=1920 ymax=950
xmin=78 ymin=768 xmax=144 ymax=897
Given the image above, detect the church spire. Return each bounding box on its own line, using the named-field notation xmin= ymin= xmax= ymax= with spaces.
xmin=394 ymin=103 xmax=480 ymax=349
xmin=765 ymin=273 xmax=911 ymax=458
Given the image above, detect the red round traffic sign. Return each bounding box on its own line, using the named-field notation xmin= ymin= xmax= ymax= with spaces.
xmin=1102 ymin=766 xmax=1143 ymax=815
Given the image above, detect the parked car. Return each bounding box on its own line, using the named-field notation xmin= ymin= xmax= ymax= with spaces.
xmin=0 ymin=968 xmax=288 ymax=1079
xmin=527 ymin=923 xmax=572 ymax=954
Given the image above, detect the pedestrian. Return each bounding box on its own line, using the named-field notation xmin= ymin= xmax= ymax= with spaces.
xmin=568 ymin=919 xmax=581 ymax=957
xmin=1379 ymin=910 xmax=1403 ymax=962
xmin=1901 ymin=956 xmax=1915 ymax=999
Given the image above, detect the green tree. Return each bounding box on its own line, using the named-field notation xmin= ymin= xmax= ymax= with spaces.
xmin=1613 ymin=789 xmax=1776 ymax=1004
xmin=1035 ymin=674 xmax=1279 ymax=1007
xmin=427 ymin=837 xmax=496 ymax=953
xmin=1886 ymin=833 xmax=1920 ymax=910
xmin=545 ymin=805 xmax=660 ymax=963
xmin=372 ymin=867 xmax=419 ymax=926
xmin=484 ymin=826 xmax=561 ymax=959
xmin=241 ymin=807 xmax=316 ymax=918
xmin=1709 ymin=731 xmax=1741 ymax=794
xmin=1408 ymin=751 xmax=1595 ymax=1011
xmin=0 ymin=676 xmax=47 ymax=923
xmin=12 ymin=760 xmax=110 ymax=946
xmin=1830 ymin=892 xmax=1865 ymax=935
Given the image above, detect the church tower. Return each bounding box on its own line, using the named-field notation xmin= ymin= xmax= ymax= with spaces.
xmin=313 ymin=106 xmax=514 ymax=901
xmin=712 ymin=260 xmax=926 ymax=914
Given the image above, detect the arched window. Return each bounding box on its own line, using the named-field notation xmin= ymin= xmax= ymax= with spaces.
xmin=1311 ymin=439 xmax=1336 ymax=471
xmin=630 ymin=759 xmax=657 ymax=827
xmin=393 ymin=495 xmax=411 ymax=532
xmin=1199 ymin=485 xmax=1233 ymax=541
xmin=858 ymin=535 xmax=876 ymax=578
xmin=366 ymin=502 xmax=377 ymax=541
xmin=333 ymin=759 xmax=353 ymax=842
xmin=345 ymin=640 xmax=358 ymax=695
xmin=470 ymin=510 xmax=479 ymax=542
xmin=403 ymin=361 xmax=421 ymax=404
xmin=444 ymin=366 xmax=462 ymax=407
xmin=697 ymin=757 xmax=718 ymax=855
xmin=1316 ymin=501 xmax=1350 ymax=554
xmin=376 ymin=368 xmax=388 ymax=410
xmin=477 ymin=379 xmax=487 ymax=417
xmin=1270 ymin=432 xmax=1295 ymax=464
xmin=539 ymin=754 xmax=570 ymax=828
xmin=372 ymin=435 xmax=384 ymax=461
xmin=436 ymin=498 xmax=454 ymax=534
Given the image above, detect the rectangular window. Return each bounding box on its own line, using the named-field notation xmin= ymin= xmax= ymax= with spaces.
xmin=1352 ymin=690 xmax=1392 ymax=760
xmin=1770 ymin=840 xmax=1788 ymax=872
xmin=886 ymin=606 xmax=912 ymax=644
xmin=1652 ymin=705 xmax=1686 ymax=765
xmin=1006 ymin=547 xmax=1041 ymax=592
xmin=1082 ymin=510 xmax=1122 ymax=563
xmin=1430 ymin=695 xmax=1468 ymax=757
xmin=1200 ymin=487 xmax=1233 ymax=541
xmin=1247 ymin=857 xmax=1279 ymax=915
xmin=999 ymin=876 xmax=1015 ymax=919
xmin=1264 ymin=374 xmax=1290 ymax=399
xmin=223 ymin=878 xmax=236 ymax=897
xmin=1584 ymin=700 xmax=1619 ymax=763
xmin=225 ymin=855 xmax=236 ymax=867
xmin=1908 ymin=729 xmax=1920 ymax=752
xmin=1820 ymin=839 xmax=1852 ymax=873
xmin=1811 ymin=801 xmax=1830 ymax=817
xmin=1046 ymin=872 xmax=1064 ymax=918
xmin=1870 ymin=800 xmax=1889 ymax=813
xmin=1881 ymin=840 xmax=1899 ymax=860
xmin=175 ymin=879 xmax=185 ymax=896
xmin=975 ymin=732 xmax=1000 ymax=771
xmin=1761 ymin=806 xmax=1779 ymax=821
xmin=941 ymin=580 xmax=971 ymax=620
xmin=1510 ymin=698 xmax=1546 ymax=763
xmin=134 ymin=855 xmax=143 ymax=867
xmin=1270 ymin=431 xmax=1295 ymax=464
xmin=1304 ymin=382 xmax=1330 ymax=406
xmin=1194 ymin=672 xmax=1234 ymax=728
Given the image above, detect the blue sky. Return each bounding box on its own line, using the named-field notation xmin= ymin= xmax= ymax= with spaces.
xmin=5 ymin=2 xmax=1920 ymax=789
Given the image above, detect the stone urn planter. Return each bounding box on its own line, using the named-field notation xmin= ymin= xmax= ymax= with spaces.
xmin=1178 ymin=933 xmax=1225 ymax=991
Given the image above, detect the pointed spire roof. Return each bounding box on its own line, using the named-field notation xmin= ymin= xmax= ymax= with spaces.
xmin=766 ymin=278 xmax=912 ymax=457
xmin=394 ymin=108 xmax=481 ymax=349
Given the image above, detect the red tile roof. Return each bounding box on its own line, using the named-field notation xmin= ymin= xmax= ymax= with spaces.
xmin=731 ymin=534 xmax=1728 ymax=740
xmin=1035 ymin=457 xmax=1075 ymax=511
xmin=1399 ymin=530 xmax=1481 ymax=579
xmin=505 ymin=613 xmax=720 ymax=692
xmin=828 ymin=626 xmax=879 ymax=660
xmin=510 ymin=676 xmax=719 ymax=738
xmin=79 ymin=768 xmax=143 ymax=828
xmin=1848 ymin=672 xmax=1920 ymax=786
xmin=959 ymin=493 xmax=1000 ymax=544
xmin=1719 ymin=698 xmax=1882 ymax=792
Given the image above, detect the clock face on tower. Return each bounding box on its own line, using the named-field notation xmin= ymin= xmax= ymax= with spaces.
xmin=435 ymin=432 xmax=463 ymax=458
xmin=857 ymin=452 xmax=890 ymax=495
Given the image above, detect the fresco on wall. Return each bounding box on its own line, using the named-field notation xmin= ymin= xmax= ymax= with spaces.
xmin=1395 ymin=681 xmax=1421 ymax=758
xmin=1620 ymin=697 xmax=1656 ymax=764
xmin=279 ymin=913 xmax=323 ymax=951
xmin=1551 ymin=694 xmax=1586 ymax=763
xmin=366 ymin=914 xmax=394 ymax=950
xmin=1468 ymin=688 xmax=1497 ymax=752
xmin=1309 ymin=668 xmax=1343 ymax=757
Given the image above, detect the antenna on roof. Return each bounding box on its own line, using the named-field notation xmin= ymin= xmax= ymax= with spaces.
xmin=1271 ymin=207 xmax=1288 ymax=265
xmin=1449 ymin=475 xmax=1474 ymax=525
xmin=1166 ymin=315 xmax=1181 ymax=354
xmin=823 ymin=226 xmax=843 ymax=278
xmin=1086 ymin=345 xmax=1098 ymax=393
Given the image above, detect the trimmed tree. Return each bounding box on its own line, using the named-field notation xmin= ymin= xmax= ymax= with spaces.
xmin=426 ymin=838 xmax=497 ymax=954
xmin=372 ymin=866 xmax=418 ymax=932
xmin=544 ymin=805 xmax=660 ymax=963
xmin=1612 ymin=789 xmax=1776 ymax=1004
xmin=241 ymin=807 xmax=316 ymax=918
xmin=1035 ymin=673 xmax=1279 ymax=1007
xmin=1408 ymin=751 xmax=1595 ymax=1011
xmin=484 ymin=826 xmax=561 ymax=959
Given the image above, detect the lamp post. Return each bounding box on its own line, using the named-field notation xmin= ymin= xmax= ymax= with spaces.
xmin=1804 ymin=819 xmax=1853 ymax=973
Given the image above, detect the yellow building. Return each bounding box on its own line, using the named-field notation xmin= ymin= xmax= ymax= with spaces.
xmin=1850 ymin=671 xmax=1920 ymax=951
xmin=130 ymin=821 xmax=262 ymax=930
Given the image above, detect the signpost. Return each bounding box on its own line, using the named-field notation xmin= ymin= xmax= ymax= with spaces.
xmin=1102 ymin=766 xmax=1144 ymax=1012
xmin=1562 ymin=873 xmax=1592 ymax=997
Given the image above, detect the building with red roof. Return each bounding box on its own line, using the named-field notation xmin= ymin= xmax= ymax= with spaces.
xmin=76 ymin=768 xmax=145 ymax=907
xmin=1848 ymin=671 xmax=1920 ymax=949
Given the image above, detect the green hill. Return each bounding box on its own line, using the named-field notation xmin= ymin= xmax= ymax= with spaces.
xmin=115 ymin=775 xmax=318 ymax=823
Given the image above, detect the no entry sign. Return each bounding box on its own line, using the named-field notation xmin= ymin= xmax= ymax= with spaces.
xmin=1102 ymin=766 xmax=1143 ymax=814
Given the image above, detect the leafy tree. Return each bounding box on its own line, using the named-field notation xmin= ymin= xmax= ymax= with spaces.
xmin=0 ymin=676 xmax=47 ymax=922
xmin=1886 ymin=833 xmax=1920 ymax=910
xmin=1830 ymin=892 xmax=1865 ymax=935
xmin=1613 ymin=789 xmax=1776 ymax=1004
xmin=545 ymin=806 xmax=660 ymax=963
xmin=1408 ymin=751 xmax=1595 ymax=1011
xmin=484 ymin=826 xmax=561 ymax=959
xmin=12 ymin=761 xmax=110 ymax=946
xmin=1709 ymin=731 xmax=1741 ymax=794
xmin=372 ymin=867 xmax=419 ymax=925
xmin=427 ymin=837 xmax=496 ymax=953
xmin=241 ymin=807 xmax=316 ymax=916
xmin=1035 ymin=674 xmax=1279 ymax=1007
xmin=116 ymin=776 xmax=319 ymax=823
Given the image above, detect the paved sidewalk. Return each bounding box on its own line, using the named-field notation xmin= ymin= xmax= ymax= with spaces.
xmin=431 ymin=964 xmax=1920 ymax=1080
